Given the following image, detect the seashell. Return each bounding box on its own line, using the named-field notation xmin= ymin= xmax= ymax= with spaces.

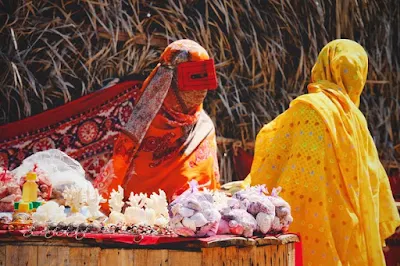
xmin=202 ymin=208 xmax=221 ymax=222
xmin=191 ymin=212 xmax=208 ymax=227
xmin=170 ymin=214 xmax=183 ymax=224
xmin=173 ymin=221 xmax=184 ymax=228
xmin=186 ymin=199 xmax=201 ymax=211
xmin=242 ymin=227 xmax=254 ymax=238
xmin=270 ymin=216 xmax=282 ymax=232
xmin=174 ymin=226 xmax=195 ymax=237
xmin=230 ymin=224 xmax=244 ymax=235
xmin=182 ymin=217 xmax=196 ymax=231
xmin=228 ymin=220 xmax=238 ymax=228
xmin=256 ymin=212 xmax=274 ymax=234
xmin=179 ymin=207 xmax=195 ymax=217
xmin=216 ymin=219 xmax=230 ymax=235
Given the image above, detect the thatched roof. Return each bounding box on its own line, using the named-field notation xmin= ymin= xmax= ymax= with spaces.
xmin=0 ymin=0 xmax=399 ymax=180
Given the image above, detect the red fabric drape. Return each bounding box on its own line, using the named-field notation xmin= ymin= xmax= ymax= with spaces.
xmin=233 ymin=147 xmax=253 ymax=180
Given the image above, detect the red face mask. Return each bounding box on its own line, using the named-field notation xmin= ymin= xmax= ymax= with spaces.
xmin=176 ymin=59 xmax=218 ymax=91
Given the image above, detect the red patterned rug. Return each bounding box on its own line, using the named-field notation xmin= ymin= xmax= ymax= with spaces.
xmin=0 ymin=78 xmax=143 ymax=181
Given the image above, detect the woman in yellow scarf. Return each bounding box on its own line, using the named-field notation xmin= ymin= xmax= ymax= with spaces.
xmin=245 ymin=39 xmax=400 ymax=265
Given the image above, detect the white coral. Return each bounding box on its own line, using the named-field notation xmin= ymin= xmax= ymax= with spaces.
xmin=124 ymin=206 xmax=146 ymax=224
xmin=108 ymin=211 xmax=126 ymax=224
xmin=124 ymin=189 xmax=169 ymax=226
xmin=146 ymin=190 xmax=169 ymax=225
xmin=64 ymin=212 xmax=87 ymax=224
xmin=144 ymin=208 xmax=156 ymax=225
xmin=32 ymin=201 xmax=66 ymax=223
xmin=127 ymin=191 xmax=147 ymax=208
xmin=87 ymin=188 xmax=106 ymax=218
xmin=62 ymin=185 xmax=87 ymax=213
xmin=108 ymin=186 xmax=124 ymax=213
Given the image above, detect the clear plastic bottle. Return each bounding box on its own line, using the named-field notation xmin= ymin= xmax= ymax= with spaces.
xmin=22 ymin=172 xmax=38 ymax=202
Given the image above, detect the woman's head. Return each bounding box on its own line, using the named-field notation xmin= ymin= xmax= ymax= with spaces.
xmin=311 ymin=39 xmax=368 ymax=106
xmin=159 ymin=40 xmax=211 ymax=114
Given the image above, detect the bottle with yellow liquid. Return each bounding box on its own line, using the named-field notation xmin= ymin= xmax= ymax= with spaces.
xmin=22 ymin=171 xmax=38 ymax=202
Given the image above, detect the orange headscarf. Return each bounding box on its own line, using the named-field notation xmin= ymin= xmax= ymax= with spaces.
xmin=246 ymin=39 xmax=400 ymax=265
xmin=94 ymin=40 xmax=220 ymax=208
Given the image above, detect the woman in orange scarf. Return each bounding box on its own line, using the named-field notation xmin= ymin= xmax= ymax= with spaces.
xmin=94 ymin=40 xmax=220 ymax=205
xmin=245 ymin=39 xmax=399 ymax=265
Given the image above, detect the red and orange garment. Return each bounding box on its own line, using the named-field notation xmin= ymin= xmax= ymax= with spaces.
xmin=94 ymin=40 xmax=220 ymax=207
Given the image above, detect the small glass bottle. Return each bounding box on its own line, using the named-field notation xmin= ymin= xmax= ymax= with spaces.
xmin=12 ymin=202 xmax=33 ymax=225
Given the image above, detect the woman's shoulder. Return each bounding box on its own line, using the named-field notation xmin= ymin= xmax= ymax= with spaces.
xmin=291 ymin=93 xmax=336 ymax=119
xmin=292 ymin=91 xmax=331 ymax=107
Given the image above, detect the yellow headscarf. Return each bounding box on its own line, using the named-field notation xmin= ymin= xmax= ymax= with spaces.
xmin=246 ymin=39 xmax=399 ymax=265
xmin=310 ymin=39 xmax=368 ymax=107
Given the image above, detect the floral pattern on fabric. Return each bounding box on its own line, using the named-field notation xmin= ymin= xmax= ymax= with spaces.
xmin=32 ymin=138 xmax=56 ymax=152
xmin=140 ymin=133 xmax=181 ymax=168
xmin=0 ymin=82 xmax=142 ymax=181
xmin=93 ymin=159 xmax=117 ymax=195
xmin=77 ymin=121 xmax=99 ymax=145
xmin=188 ymin=138 xmax=212 ymax=168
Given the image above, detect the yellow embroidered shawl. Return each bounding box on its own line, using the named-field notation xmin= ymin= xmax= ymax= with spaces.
xmin=245 ymin=39 xmax=400 ymax=265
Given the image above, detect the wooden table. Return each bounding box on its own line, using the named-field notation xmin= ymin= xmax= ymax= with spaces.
xmin=0 ymin=234 xmax=299 ymax=266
